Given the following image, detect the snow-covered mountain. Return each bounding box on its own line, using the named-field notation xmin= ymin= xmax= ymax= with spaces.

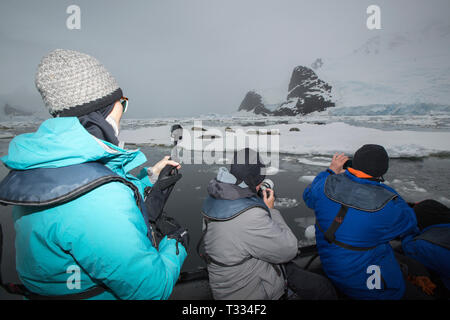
xmin=317 ymin=22 xmax=450 ymax=107
xmin=238 ymin=22 xmax=450 ymax=117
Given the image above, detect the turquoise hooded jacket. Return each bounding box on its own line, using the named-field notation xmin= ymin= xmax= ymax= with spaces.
xmin=1 ymin=117 xmax=187 ymax=300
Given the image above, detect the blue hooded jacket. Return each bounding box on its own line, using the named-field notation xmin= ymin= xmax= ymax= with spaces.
xmin=0 ymin=117 xmax=187 ymax=299
xmin=303 ymin=170 xmax=418 ymax=300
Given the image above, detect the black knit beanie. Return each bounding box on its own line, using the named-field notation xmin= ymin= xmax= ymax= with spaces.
xmin=352 ymin=144 xmax=389 ymax=178
xmin=230 ymin=148 xmax=265 ymax=192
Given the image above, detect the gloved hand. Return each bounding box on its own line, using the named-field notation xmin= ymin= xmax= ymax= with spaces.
xmin=145 ymin=164 xmax=182 ymax=223
xmin=151 ymin=156 xmax=181 ymax=178
xmin=154 ymin=214 xmax=189 ymax=255
xmin=168 ymin=228 xmax=189 ymax=255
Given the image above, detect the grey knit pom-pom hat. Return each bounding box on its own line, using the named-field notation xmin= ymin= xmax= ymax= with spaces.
xmin=35 ymin=49 xmax=123 ymax=117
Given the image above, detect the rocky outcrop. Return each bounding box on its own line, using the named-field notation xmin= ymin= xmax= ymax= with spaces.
xmin=238 ymin=91 xmax=272 ymax=115
xmin=274 ymin=66 xmax=334 ymax=116
xmin=3 ymin=103 xmax=33 ymax=116
xmin=238 ymin=66 xmax=335 ymax=116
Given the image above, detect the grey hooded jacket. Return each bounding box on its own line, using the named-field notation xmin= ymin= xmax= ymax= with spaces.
xmin=202 ymin=168 xmax=299 ymax=300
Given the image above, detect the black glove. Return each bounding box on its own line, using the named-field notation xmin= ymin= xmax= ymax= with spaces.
xmin=154 ymin=214 xmax=189 ymax=255
xmin=168 ymin=228 xmax=189 ymax=255
xmin=145 ymin=164 xmax=182 ymax=223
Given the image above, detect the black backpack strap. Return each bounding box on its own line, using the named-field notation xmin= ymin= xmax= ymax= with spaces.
xmin=3 ymin=283 xmax=106 ymax=300
xmin=316 ymin=204 xmax=377 ymax=252
xmin=324 ymin=204 xmax=349 ymax=244
xmin=25 ymin=285 xmax=106 ymax=300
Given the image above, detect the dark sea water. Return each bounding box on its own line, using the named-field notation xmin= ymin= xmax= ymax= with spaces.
xmin=0 ymin=136 xmax=449 ymax=299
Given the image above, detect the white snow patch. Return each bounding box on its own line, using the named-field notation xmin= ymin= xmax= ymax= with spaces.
xmin=304 ymin=225 xmax=316 ymax=240
xmin=120 ymin=121 xmax=450 ymax=159
xmin=0 ymin=132 xmax=14 ymax=139
xmin=385 ymin=179 xmax=428 ymax=194
xmin=264 ymin=166 xmax=285 ymax=175
xmin=274 ymin=197 xmax=299 ymax=209
xmin=437 ymin=197 xmax=450 ymax=207
xmin=295 ymin=157 xmax=331 ymax=167
xmin=299 ymin=176 xmax=316 ymax=183
xmin=294 ymin=217 xmax=316 ymax=228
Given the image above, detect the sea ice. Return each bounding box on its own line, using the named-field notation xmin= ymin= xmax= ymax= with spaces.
xmin=274 ymin=198 xmax=299 ymax=209
xmin=299 ymin=176 xmax=316 ymax=183
xmin=119 ymin=121 xmax=450 ymax=159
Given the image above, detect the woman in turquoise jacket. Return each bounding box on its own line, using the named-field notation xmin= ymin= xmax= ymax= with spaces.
xmin=0 ymin=49 xmax=187 ymax=300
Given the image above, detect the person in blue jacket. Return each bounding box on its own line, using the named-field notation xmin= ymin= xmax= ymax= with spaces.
xmin=0 ymin=49 xmax=187 ymax=300
xmin=402 ymin=222 xmax=450 ymax=291
xmin=400 ymin=200 xmax=450 ymax=291
xmin=303 ymin=144 xmax=427 ymax=300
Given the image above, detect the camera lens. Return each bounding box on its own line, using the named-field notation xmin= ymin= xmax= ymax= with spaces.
xmin=257 ymin=179 xmax=274 ymax=198
xmin=343 ymin=159 xmax=352 ymax=170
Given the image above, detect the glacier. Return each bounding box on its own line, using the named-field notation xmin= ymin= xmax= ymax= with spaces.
xmin=316 ymin=22 xmax=450 ymax=108
xmin=328 ymin=103 xmax=450 ymax=116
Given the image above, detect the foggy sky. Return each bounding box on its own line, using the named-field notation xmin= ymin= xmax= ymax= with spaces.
xmin=1 ymin=0 xmax=449 ymax=118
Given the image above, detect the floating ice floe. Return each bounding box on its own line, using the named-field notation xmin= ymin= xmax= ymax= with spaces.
xmin=385 ymin=179 xmax=428 ymax=194
xmin=437 ymin=197 xmax=450 ymax=207
xmin=291 ymin=157 xmax=331 ymax=167
xmin=0 ymin=133 xmax=14 ymax=139
xmin=294 ymin=217 xmax=316 ymax=229
xmin=298 ymin=176 xmax=316 ymax=183
xmin=304 ymin=225 xmax=316 ymax=240
xmin=274 ymin=198 xmax=299 ymax=209
xmin=119 ymin=121 xmax=450 ymax=159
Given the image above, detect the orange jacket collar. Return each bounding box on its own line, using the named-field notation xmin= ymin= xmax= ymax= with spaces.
xmin=348 ymin=167 xmax=373 ymax=179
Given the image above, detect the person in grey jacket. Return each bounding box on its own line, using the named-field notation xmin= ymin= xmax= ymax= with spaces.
xmin=199 ymin=148 xmax=337 ymax=300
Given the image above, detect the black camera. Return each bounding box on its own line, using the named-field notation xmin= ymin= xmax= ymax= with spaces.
xmin=257 ymin=179 xmax=274 ymax=198
xmin=343 ymin=159 xmax=353 ymax=170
